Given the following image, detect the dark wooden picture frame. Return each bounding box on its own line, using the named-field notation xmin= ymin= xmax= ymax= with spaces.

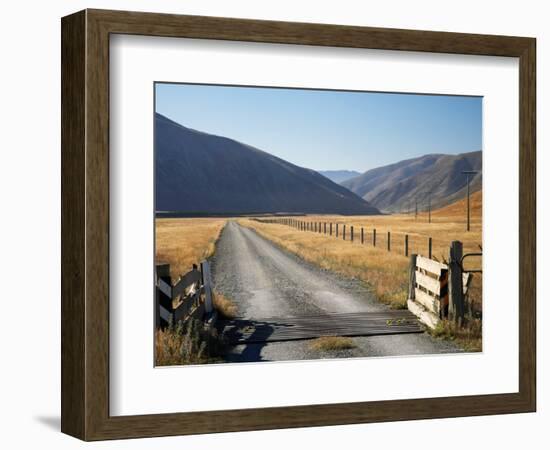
xmin=61 ymin=9 xmax=536 ymax=441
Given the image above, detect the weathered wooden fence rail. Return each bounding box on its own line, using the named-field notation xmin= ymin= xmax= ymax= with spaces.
xmin=407 ymin=241 xmax=473 ymax=329
xmin=155 ymin=261 xmax=215 ymax=329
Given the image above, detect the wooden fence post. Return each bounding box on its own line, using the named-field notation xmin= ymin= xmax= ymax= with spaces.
xmin=361 ymin=227 xmax=364 ymax=244
xmin=330 ymin=223 xmax=332 ymax=236
xmin=324 ymin=222 xmax=326 ymax=234
xmin=201 ymin=261 xmax=214 ymax=314
xmin=408 ymin=254 xmax=417 ymax=300
xmin=405 ymin=234 xmax=409 ymax=257
xmin=373 ymin=228 xmax=376 ymax=246
xmin=428 ymin=237 xmax=433 ymax=259
xmin=156 ymin=263 xmax=173 ymax=328
xmin=336 ymin=223 xmax=339 ymax=237
xmin=343 ymin=224 xmax=346 ymax=240
xmin=387 ymin=231 xmax=391 ymax=251
xmin=319 ymin=222 xmax=322 ymax=233
xmin=448 ymin=240 xmax=464 ymax=325
xmin=351 ymin=226 xmax=354 ymax=242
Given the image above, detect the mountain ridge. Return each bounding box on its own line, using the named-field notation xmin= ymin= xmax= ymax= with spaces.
xmin=342 ymin=151 xmax=482 ymax=212
xmin=155 ymin=113 xmax=380 ymax=215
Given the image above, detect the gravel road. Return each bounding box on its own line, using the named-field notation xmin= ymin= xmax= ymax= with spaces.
xmin=211 ymin=221 xmax=459 ymax=362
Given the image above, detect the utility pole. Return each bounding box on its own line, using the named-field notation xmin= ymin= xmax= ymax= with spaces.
xmin=428 ymin=191 xmax=431 ymax=224
xmin=462 ymin=170 xmax=478 ymax=232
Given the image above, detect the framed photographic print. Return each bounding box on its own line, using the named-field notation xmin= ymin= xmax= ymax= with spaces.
xmin=61 ymin=9 xmax=536 ymax=441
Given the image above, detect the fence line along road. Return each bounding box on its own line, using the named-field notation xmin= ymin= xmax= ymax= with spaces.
xmin=254 ymin=219 xmax=480 ymax=329
xmin=255 ymin=217 xmax=436 ymax=261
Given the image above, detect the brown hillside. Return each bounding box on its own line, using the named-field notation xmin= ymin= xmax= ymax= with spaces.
xmin=432 ymin=190 xmax=482 ymax=218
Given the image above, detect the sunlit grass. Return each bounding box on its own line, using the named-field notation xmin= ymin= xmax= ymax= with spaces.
xmin=155 ymin=218 xmax=227 ymax=280
xmin=309 ymin=336 xmax=356 ymax=352
xmin=428 ymin=319 xmax=482 ymax=352
xmin=155 ymin=319 xmax=224 ymax=366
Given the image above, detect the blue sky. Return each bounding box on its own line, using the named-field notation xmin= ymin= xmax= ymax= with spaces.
xmin=155 ymin=83 xmax=482 ymax=172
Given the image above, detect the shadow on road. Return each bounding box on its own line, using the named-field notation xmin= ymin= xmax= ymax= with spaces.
xmin=218 ymin=319 xmax=295 ymax=363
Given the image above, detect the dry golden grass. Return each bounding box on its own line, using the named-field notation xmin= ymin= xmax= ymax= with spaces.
xmin=239 ymin=192 xmax=482 ymax=313
xmin=213 ymin=291 xmax=238 ymax=319
xmin=433 ymin=190 xmax=482 ymax=218
xmin=309 ymin=336 xmax=356 ymax=351
xmin=429 ymin=319 xmax=482 ymax=352
xmin=155 ymin=218 xmax=227 ymax=280
xmin=155 ymin=319 xmax=223 ymax=366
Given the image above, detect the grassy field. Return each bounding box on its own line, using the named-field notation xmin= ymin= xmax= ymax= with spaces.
xmin=155 ymin=218 xmax=229 ymax=366
xmin=239 ymin=191 xmax=482 ymax=350
xmin=154 ymin=192 xmax=482 ymax=357
xmin=155 ymin=218 xmax=227 ymax=280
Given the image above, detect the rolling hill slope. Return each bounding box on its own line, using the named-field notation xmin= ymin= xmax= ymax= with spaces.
xmin=155 ymin=114 xmax=380 ymax=215
xmin=342 ymin=151 xmax=481 ymax=212
xmin=432 ymin=190 xmax=482 ymax=218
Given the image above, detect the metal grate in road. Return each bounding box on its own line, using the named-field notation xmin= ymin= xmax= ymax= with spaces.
xmin=219 ymin=310 xmax=423 ymax=345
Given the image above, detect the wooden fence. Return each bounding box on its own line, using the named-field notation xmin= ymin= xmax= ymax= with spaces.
xmin=256 ymin=217 xmax=435 ymax=258
xmin=407 ymin=241 xmax=473 ymax=328
xmin=155 ymin=261 xmax=214 ymax=329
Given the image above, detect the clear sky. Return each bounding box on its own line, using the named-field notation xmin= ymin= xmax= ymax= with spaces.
xmin=155 ymin=83 xmax=482 ymax=173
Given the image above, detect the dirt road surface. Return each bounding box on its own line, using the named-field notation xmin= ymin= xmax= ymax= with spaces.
xmin=211 ymin=221 xmax=459 ymax=362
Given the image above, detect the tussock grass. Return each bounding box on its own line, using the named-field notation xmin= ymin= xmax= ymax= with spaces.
xmin=213 ymin=291 xmax=238 ymax=319
xmin=309 ymin=336 xmax=356 ymax=351
xmin=429 ymin=319 xmax=482 ymax=352
xmin=155 ymin=218 xmax=226 ymax=280
xmin=155 ymin=319 xmax=223 ymax=366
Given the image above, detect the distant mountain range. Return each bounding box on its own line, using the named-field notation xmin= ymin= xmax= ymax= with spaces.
xmin=155 ymin=114 xmax=380 ymax=215
xmin=318 ymin=170 xmax=361 ymax=184
xmin=342 ymin=151 xmax=481 ymax=213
